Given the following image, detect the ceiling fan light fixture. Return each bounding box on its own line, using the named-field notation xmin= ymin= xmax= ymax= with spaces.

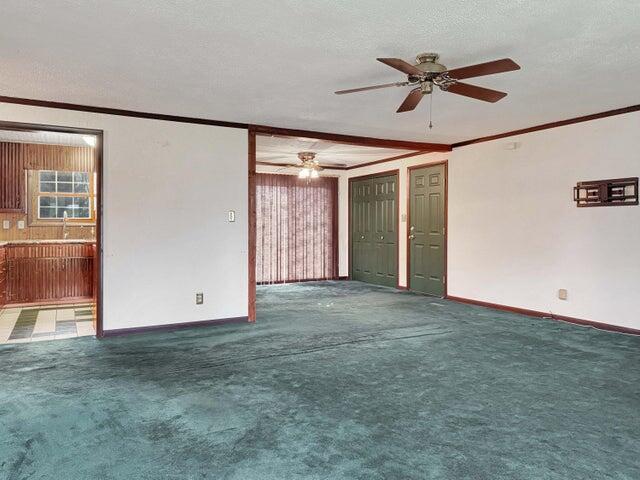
xmin=310 ymin=169 xmax=319 ymax=179
xmin=298 ymin=168 xmax=310 ymax=179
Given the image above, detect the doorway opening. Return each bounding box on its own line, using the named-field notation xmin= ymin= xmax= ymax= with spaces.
xmin=248 ymin=127 xmax=440 ymax=321
xmin=407 ymin=161 xmax=447 ymax=296
xmin=254 ymin=134 xmax=342 ymax=287
xmin=0 ymin=121 xmax=103 ymax=343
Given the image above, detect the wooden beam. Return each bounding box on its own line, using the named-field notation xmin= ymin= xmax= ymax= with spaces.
xmin=252 ymin=125 xmax=451 ymax=152
xmin=248 ymin=128 xmax=257 ymax=323
xmin=345 ymin=150 xmax=430 ymax=170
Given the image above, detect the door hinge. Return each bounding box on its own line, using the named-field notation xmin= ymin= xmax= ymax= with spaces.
xmin=442 ymin=275 xmax=446 ymax=284
xmin=442 ymin=227 xmax=446 ymax=235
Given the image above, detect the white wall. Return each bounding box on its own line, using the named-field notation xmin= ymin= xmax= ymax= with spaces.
xmin=6 ymin=102 xmax=636 ymax=331
xmin=0 ymin=103 xmax=248 ymax=331
xmin=340 ymin=112 xmax=640 ymax=330
xmin=449 ymin=112 xmax=640 ymax=330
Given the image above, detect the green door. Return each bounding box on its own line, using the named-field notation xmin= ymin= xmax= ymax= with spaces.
xmin=351 ymin=179 xmax=373 ymax=283
xmin=409 ymin=164 xmax=445 ymax=296
xmin=351 ymin=174 xmax=398 ymax=287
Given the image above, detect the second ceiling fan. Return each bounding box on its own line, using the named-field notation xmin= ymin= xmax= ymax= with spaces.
xmin=335 ymin=53 xmax=520 ymax=113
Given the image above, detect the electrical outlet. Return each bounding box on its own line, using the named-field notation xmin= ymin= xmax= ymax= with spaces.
xmin=228 ymin=210 xmax=235 ymax=222
xmin=195 ymin=292 xmax=204 ymax=305
xmin=558 ymin=289 xmax=568 ymax=300
xmin=2 ymin=220 xmax=10 ymax=230
xmin=17 ymin=220 xmax=25 ymax=230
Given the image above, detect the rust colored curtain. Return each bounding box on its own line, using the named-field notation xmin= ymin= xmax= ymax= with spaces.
xmin=256 ymin=173 xmax=338 ymax=284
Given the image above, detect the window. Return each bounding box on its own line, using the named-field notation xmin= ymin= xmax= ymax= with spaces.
xmin=38 ymin=171 xmax=92 ymax=219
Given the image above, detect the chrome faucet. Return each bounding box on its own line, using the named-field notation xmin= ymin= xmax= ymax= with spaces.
xmin=62 ymin=211 xmax=69 ymax=239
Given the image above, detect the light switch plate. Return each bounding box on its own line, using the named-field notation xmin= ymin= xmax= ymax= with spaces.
xmin=17 ymin=220 xmax=25 ymax=230
xmin=228 ymin=210 xmax=235 ymax=222
xmin=558 ymin=289 xmax=568 ymax=300
xmin=195 ymin=292 xmax=204 ymax=305
xmin=2 ymin=220 xmax=10 ymax=230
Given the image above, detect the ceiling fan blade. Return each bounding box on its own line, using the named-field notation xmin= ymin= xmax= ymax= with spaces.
xmin=445 ymin=58 xmax=520 ymax=80
xmin=321 ymin=163 xmax=347 ymax=168
xmin=397 ymin=87 xmax=423 ymax=113
xmin=445 ymin=82 xmax=507 ymax=103
xmin=335 ymin=82 xmax=407 ymax=95
xmin=275 ymin=165 xmax=297 ymax=172
xmin=377 ymin=58 xmax=423 ymax=76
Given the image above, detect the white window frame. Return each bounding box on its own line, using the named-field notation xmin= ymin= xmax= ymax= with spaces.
xmin=37 ymin=170 xmax=93 ymax=221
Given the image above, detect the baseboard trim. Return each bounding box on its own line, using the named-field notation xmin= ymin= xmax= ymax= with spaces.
xmin=338 ymin=276 xmax=349 ymax=280
xmin=446 ymin=296 xmax=640 ymax=336
xmin=2 ymin=297 xmax=93 ymax=309
xmin=396 ymin=285 xmax=408 ymax=291
xmin=257 ymin=277 xmax=340 ymax=285
xmin=102 ymin=316 xmax=249 ymax=338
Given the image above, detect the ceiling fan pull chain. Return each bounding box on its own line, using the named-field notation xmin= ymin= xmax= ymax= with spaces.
xmin=428 ymin=92 xmax=434 ymax=130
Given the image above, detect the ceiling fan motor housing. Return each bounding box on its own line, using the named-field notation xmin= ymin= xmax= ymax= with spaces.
xmin=409 ymin=52 xmax=448 ymax=83
xmin=297 ymin=151 xmax=317 ymax=162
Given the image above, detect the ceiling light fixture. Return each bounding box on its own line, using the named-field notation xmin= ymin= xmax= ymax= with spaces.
xmin=295 ymin=152 xmax=322 ymax=181
xmin=298 ymin=168 xmax=310 ymax=179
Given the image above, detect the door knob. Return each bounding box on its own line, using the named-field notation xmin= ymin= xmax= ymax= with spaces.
xmin=380 ymin=236 xmax=384 ymax=240
xmin=360 ymin=235 xmax=365 ymax=239
xmin=408 ymin=234 xmax=415 ymax=240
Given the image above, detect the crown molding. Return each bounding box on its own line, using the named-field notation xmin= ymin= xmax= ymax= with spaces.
xmin=453 ymin=104 xmax=640 ymax=148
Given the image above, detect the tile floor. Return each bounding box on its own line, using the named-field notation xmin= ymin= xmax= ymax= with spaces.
xmin=0 ymin=303 xmax=95 ymax=344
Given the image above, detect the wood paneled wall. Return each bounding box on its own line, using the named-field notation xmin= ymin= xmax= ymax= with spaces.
xmin=0 ymin=141 xmax=96 ymax=241
xmin=0 ymin=143 xmax=24 ymax=211
xmin=1 ymin=142 xmax=96 ymax=174
xmin=3 ymin=242 xmax=94 ymax=305
xmin=0 ymin=211 xmax=96 ymax=241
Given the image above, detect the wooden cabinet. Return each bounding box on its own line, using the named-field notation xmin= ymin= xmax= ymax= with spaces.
xmin=0 ymin=143 xmax=25 ymax=211
xmin=0 ymin=246 xmax=6 ymax=308
xmin=2 ymin=242 xmax=94 ymax=305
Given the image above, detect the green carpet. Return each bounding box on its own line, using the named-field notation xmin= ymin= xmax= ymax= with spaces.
xmin=1 ymin=281 xmax=638 ymax=479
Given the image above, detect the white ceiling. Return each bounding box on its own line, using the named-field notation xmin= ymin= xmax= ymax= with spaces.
xmin=1 ymin=1 xmax=639 ymax=143
xmin=0 ymin=129 xmax=93 ymax=147
xmin=257 ymin=135 xmax=410 ymax=168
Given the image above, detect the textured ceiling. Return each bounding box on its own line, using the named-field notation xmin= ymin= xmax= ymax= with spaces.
xmin=257 ymin=135 xmax=410 ymax=168
xmin=0 ymin=129 xmax=92 ymax=147
xmin=1 ymin=1 xmax=639 ymax=143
